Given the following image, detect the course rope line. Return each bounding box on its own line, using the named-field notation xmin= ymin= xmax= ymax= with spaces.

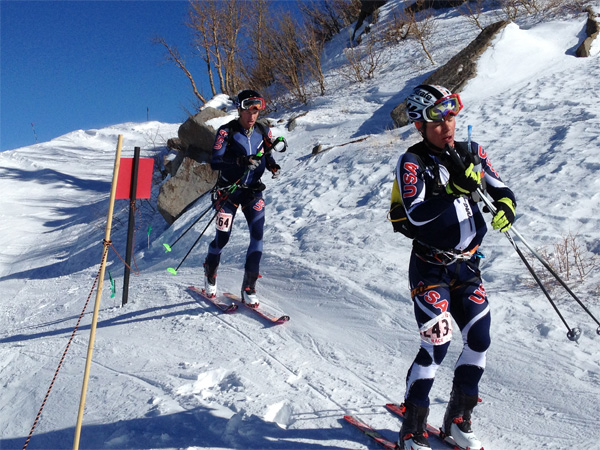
xmin=22 ymin=242 xmax=110 ymax=450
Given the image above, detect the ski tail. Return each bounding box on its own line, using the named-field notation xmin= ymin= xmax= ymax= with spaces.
xmin=188 ymin=286 xmax=238 ymax=313
xmin=343 ymin=415 xmax=398 ymax=449
xmin=223 ymin=292 xmax=289 ymax=324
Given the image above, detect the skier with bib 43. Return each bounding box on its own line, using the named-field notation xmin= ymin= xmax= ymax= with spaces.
xmin=202 ymin=90 xmax=282 ymax=307
xmin=390 ymin=85 xmax=516 ymax=450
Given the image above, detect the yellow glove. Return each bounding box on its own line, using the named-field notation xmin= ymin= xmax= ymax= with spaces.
xmin=445 ymin=163 xmax=482 ymax=196
xmin=491 ymin=197 xmax=516 ymax=232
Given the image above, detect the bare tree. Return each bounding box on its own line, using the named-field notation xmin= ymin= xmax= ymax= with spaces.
xmin=341 ymin=34 xmax=384 ymax=83
xmin=243 ymin=0 xmax=277 ymax=91
xmin=267 ymin=12 xmax=309 ymax=103
xmin=298 ymin=0 xmax=361 ymax=42
xmin=304 ymin=23 xmax=326 ymax=96
xmin=382 ymin=9 xmax=410 ymax=45
xmin=404 ymin=7 xmax=437 ymax=65
xmin=155 ymin=0 xmax=355 ymax=109
xmin=186 ymin=1 xmax=219 ymax=96
xmin=188 ymin=0 xmax=246 ymax=97
xmin=153 ymin=36 xmax=208 ymax=104
xmin=458 ymin=0 xmax=489 ymax=30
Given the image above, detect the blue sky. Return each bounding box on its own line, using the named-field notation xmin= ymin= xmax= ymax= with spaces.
xmin=1 ymin=0 xmax=213 ymax=151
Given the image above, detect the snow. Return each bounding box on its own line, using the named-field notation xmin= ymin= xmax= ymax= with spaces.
xmin=2 ymin=3 xmax=600 ymax=450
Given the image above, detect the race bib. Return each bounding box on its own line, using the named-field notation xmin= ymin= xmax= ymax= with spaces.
xmin=216 ymin=211 xmax=233 ymax=232
xmin=419 ymin=311 xmax=453 ymax=345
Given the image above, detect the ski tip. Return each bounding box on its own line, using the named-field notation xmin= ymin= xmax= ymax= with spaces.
xmin=167 ymin=267 xmax=177 ymax=275
xmin=277 ymin=315 xmax=291 ymax=323
xmin=163 ymin=243 xmax=172 ymax=252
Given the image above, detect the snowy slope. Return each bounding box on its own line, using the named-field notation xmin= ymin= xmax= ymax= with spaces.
xmin=2 ymin=3 xmax=600 ymax=450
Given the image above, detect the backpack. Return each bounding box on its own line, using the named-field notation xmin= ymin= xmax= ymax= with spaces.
xmin=388 ymin=144 xmax=441 ymax=239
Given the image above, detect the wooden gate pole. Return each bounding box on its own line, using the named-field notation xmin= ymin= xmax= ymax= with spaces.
xmin=73 ymin=135 xmax=123 ymax=450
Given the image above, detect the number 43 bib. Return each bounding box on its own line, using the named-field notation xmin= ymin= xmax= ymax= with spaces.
xmin=419 ymin=311 xmax=453 ymax=345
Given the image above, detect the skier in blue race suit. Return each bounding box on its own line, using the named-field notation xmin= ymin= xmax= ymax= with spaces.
xmin=203 ymin=89 xmax=281 ymax=307
xmin=390 ymin=85 xmax=516 ymax=450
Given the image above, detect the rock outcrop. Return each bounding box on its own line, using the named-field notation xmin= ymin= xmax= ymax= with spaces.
xmin=391 ymin=20 xmax=509 ymax=128
xmin=576 ymin=7 xmax=599 ymax=58
xmin=157 ymin=107 xmax=229 ymax=224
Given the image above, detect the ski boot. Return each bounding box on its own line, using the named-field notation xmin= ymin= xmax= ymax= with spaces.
xmin=397 ymin=402 xmax=431 ymax=450
xmin=441 ymin=385 xmax=483 ymax=450
xmin=203 ymin=260 xmax=218 ymax=298
xmin=241 ymin=271 xmax=260 ymax=308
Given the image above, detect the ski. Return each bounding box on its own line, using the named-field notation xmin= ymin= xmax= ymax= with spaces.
xmin=188 ymin=286 xmax=238 ymax=313
xmin=343 ymin=415 xmax=398 ymax=450
xmin=223 ymin=292 xmax=290 ymax=324
xmin=385 ymin=403 xmax=484 ymax=450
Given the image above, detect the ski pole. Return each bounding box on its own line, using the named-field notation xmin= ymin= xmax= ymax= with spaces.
xmin=165 ymin=186 xmax=237 ymax=275
xmin=446 ymin=144 xmax=600 ymax=338
xmin=166 ymin=207 xmax=220 ymax=275
xmin=163 ymin=202 xmax=214 ymax=253
xmin=478 ymin=189 xmax=600 ymax=338
xmin=475 ymin=189 xmax=582 ymax=341
xmin=503 ymin=231 xmax=581 ymax=341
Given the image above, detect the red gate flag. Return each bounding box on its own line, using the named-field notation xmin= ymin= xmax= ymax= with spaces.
xmin=115 ymin=158 xmax=154 ymax=199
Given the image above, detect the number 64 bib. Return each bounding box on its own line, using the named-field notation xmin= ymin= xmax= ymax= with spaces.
xmin=216 ymin=210 xmax=233 ymax=232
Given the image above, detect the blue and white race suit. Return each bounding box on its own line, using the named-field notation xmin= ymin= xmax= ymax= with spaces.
xmin=205 ymin=120 xmax=277 ymax=274
xmin=396 ymin=140 xmax=516 ymax=407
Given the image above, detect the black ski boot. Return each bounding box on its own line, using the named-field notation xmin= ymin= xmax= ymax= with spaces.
xmin=241 ymin=271 xmax=259 ymax=307
xmin=441 ymin=385 xmax=482 ymax=449
xmin=397 ymin=401 xmax=431 ymax=450
xmin=203 ymin=260 xmax=218 ymax=298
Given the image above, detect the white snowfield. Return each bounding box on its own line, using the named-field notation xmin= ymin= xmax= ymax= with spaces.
xmin=1 ymin=3 xmax=600 ymax=450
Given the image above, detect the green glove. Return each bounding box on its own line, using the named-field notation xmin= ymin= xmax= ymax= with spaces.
xmin=445 ymin=162 xmax=482 ymax=197
xmin=491 ymin=197 xmax=516 ymax=232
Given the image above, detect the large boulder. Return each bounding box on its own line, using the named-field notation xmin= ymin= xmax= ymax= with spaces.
xmin=391 ymin=20 xmax=509 ymax=128
xmin=177 ymin=107 xmax=229 ymax=165
xmin=157 ymin=158 xmax=218 ymax=224
xmin=576 ymin=7 xmax=599 ymax=58
xmin=157 ymin=106 xmax=229 ymax=224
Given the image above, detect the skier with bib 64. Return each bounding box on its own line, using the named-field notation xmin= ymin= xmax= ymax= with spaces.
xmin=202 ymin=89 xmax=283 ymax=307
xmin=390 ymin=85 xmax=516 ymax=450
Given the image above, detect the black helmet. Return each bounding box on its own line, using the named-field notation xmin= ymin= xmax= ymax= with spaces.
xmin=235 ymin=90 xmax=265 ymax=110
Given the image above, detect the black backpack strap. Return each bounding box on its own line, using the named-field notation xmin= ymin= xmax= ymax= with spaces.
xmin=406 ymin=143 xmax=443 ymax=196
xmin=223 ymin=119 xmax=241 ymax=155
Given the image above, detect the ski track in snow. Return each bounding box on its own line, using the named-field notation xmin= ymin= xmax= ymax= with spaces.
xmin=2 ymin=2 xmax=600 ymax=449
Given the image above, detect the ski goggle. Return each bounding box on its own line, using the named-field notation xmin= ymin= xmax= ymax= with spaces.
xmin=238 ymin=97 xmax=265 ymax=111
xmin=423 ymin=94 xmax=463 ymax=122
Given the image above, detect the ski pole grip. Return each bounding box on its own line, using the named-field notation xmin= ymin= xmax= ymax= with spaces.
xmin=445 ymin=144 xmax=465 ymax=170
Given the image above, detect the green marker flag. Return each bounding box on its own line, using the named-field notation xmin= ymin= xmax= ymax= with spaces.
xmin=147 ymin=225 xmax=152 ymax=249
xmin=108 ymin=271 xmax=116 ymax=298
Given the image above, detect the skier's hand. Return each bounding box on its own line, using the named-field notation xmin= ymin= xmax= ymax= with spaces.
xmin=270 ymin=164 xmax=281 ymax=179
xmin=491 ymin=197 xmax=515 ymax=232
xmin=445 ymin=162 xmax=482 ymax=196
xmin=272 ymin=136 xmax=287 ymax=153
xmin=238 ymin=154 xmax=261 ymax=170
